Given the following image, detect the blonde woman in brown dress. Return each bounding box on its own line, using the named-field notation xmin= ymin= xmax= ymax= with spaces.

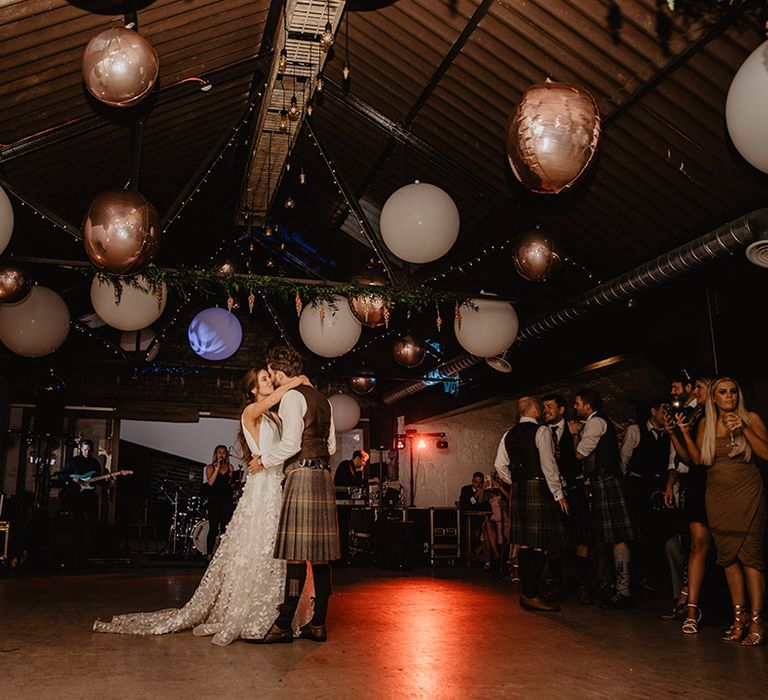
xmin=673 ymin=377 xmax=768 ymax=646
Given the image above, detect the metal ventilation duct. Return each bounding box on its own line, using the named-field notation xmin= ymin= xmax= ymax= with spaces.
xmin=381 ymin=209 xmax=768 ymax=406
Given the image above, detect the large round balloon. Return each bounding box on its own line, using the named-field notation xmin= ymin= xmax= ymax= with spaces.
xmin=0 ymin=285 xmax=70 ymax=357
xmin=82 ymin=27 xmax=159 ymax=107
xmin=188 ymin=307 xmax=243 ymax=361
xmin=506 ymin=80 xmax=600 ymax=194
xmin=726 ymin=41 xmax=768 ymax=174
xmin=379 ymin=181 xmax=460 ymax=263
xmin=350 ymin=375 xmax=377 ymax=395
xmin=0 ymin=185 xmax=13 ymax=256
xmin=349 ymin=272 xmax=388 ymax=328
xmin=329 ymin=393 xmax=361 ymax=432
xmin=0 ymin=264 xmax=33 ymax=304
xmin=393 ymin=334 xmax=426 ymax=368
xmin=454 ymin=299 xmax=519 ymax=357
xmin=512 ymin=229 xmax=562 ymax=282
xmin=299 ymin=296 xmax=362 ymax=357
xmin=119 ymin=327 xmax=159 ymax=362
xmin=83 ymin=189 xmax=160 ymax=275
xmin=91 ymin=274 xmax=167 ymax=331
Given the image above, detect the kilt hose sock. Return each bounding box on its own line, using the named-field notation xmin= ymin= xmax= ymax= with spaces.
xmin=276 ymin=562 xmax=308 ymax=629
xmin=311 ymin=563 xmax=332 ymax=626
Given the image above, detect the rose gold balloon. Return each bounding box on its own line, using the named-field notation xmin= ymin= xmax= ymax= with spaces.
xmin=506 ymin=80 xmax=600 ymax=194
xmin=349 ymin=273 xmax=388 ymax=327
xmin=82 ymin=27 xmax=159 ymax=107
xmin=83 ymin=189 xmax=160 ymax=275
xmin=350 ymin=376 xmax=377 ymax=395
xmin=512 ymin=230 xmax=562 ymax=282
xmin=0 ymin=264 xmax=32 ymax=303
xmin=393 ymin=334 xmax=426 ymax=368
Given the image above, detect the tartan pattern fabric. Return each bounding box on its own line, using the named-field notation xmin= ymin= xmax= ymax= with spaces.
xmin=592 ymin=474 xmax=634 ymax=544
xmin=509 ymin=479 xmax=568 ymax=550
xmin=564 ymin=482 xmax=592 ymax=545
xmin=274 ymin=465 xmax=341 ymax=561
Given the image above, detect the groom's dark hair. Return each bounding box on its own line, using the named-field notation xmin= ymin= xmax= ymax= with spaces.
xmin=267 ymin=344 xmax=303 ymax=377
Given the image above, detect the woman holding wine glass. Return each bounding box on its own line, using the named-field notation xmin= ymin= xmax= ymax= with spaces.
xmin=672 ymin=377 xmax=768 ymax=646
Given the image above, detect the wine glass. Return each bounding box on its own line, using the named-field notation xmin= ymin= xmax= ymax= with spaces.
xmin=724 ymin=412 xmax=739 ymax=449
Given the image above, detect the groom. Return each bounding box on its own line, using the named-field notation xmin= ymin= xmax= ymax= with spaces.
xmin=249 ymin=344 xmax=339 ymax=643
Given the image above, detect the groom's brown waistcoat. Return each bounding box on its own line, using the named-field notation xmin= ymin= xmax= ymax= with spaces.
xmin=293 ymin=384 xmax=332 ymax=459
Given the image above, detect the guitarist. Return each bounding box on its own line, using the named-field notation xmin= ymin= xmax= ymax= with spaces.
xmin=60 ymin=439 xmax=103 ymax=530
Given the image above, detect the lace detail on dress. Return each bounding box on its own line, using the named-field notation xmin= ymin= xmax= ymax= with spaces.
xmin=93 ymin=417 xmax=312 ymax=645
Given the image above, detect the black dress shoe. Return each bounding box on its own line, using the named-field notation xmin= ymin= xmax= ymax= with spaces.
xmin=298 ymin=623 xmax=327 ymax=642
xmin=246 ymin=623 xmax=293 ymax=644
xmin=520 ymin=595 xmax=560 ymax=612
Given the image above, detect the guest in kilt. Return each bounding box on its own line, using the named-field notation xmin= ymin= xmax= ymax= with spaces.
xmin=249 ymin=345 xmax=339 ymax=643
xmin=570 ymin=388 xmax=635 ymax=610
xmin=495 ymin=396 xmax=568 ymax=612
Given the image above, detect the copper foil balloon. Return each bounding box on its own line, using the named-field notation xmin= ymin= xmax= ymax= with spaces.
xmin=0 ymin=264 xmax=32 ymax=303
xmin=350 ymin=376 xmax=377 ymax=395
xmin=83 ymin=189 xmax=160 ymax=275
xmin=512 ymin=230 xmax=562 ymax=282
xmin=349 ymin=273 xmax=388 ymax=328
xmin=506 ymin=80 xmax=600 ymax=194
xmin=82 ymin=27 xmax=159 ymax=107
xmin=393 ymin=334 xmax=426 ymax=368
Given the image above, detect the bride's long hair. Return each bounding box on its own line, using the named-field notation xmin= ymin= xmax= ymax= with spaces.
xmin=236 ymin=368 xmax=278 ymax=464
xmin=700 ymin=376 xmax=752 ymax=465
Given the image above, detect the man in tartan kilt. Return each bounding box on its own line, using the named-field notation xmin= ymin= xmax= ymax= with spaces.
xmin=250 ymin=345 xmax=339 ymax=643
xmin=495 ymin=396 xmax=569 ymax=612
xmin=569 ymin=388 xmax=635 ymax=610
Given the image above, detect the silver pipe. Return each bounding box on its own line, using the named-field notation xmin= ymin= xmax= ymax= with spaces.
xmin=381 ymin=209 xmax=768 ymax=406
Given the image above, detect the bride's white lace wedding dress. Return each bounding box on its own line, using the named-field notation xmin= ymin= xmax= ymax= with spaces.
xmin=93 ymin=416 xmax=310 ymax=646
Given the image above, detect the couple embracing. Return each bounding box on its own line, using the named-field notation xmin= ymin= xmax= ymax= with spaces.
xmin=94 ymin=345 xmax=340 ymax=645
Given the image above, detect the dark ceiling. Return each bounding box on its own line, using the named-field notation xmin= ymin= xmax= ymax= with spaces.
xmin=1 ymin=0 xmax=767 ymax=418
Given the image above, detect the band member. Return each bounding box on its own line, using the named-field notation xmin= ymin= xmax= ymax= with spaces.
xmin=60 ymin=439 xmax=103 ymax=526
xmin=334 ymin=450 xmax=377 ymax=564
xmin=204 ymin=445 xmax=235 ymax=559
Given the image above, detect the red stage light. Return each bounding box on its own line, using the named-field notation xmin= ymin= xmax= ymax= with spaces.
xmin=417 ymin=439 xmax=427 ymax=449
xmin=396 ymin=438 xmax=406 ymax=450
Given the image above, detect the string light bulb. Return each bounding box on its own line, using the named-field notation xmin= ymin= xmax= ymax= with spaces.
xmin=284 ymin=195 xmax=295 ymax=209
xmin=288 ymin=94 xmax=300 ymax=121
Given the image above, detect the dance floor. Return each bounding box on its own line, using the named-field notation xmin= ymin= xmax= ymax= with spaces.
xmin=3 ymin=562 xmax=767 ymax=699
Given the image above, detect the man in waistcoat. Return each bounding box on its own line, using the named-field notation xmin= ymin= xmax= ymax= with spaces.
xmin=249 ymin=345 xmax=339 ymax=643
xmin=543 ymin=394 xmax=594 ymax=605
xmin=495 ymin=396 xmax=568 ymax=612
xmin=569 ymin=388 xmax=635 ymax=609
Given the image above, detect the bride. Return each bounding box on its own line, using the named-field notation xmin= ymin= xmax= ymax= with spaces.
xmin=93 ymin=368 xmax=313 ymax=646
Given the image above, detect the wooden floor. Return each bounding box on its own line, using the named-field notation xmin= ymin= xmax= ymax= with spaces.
xmin=3 ymin=561 xmax=767 ymax=699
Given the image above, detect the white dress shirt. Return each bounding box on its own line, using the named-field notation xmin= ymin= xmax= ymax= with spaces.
xmin=620 ymin=420 xmax=674 ymax=475
xmin=260 ymin=389 xmax=336 ymax=470
xmin=493 ymin=417 xmax=564 ymax=501
xmin=576 ymin=411 xmax=606 ymax=460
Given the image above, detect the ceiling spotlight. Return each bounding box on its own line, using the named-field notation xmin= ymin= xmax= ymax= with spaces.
xmin=288 ymin=95 xmax=300 ymax=121
xmin=320 ymin=21 xmax=334 ymax=52
xmin=278 ymin=48 xmax=287 ymax=73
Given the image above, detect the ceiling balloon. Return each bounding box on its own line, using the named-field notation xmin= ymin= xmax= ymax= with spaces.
xmin=91 ymin=274 xmax=167 ymax=331
xmin=379 ymin=181 xmax=460 ymax=263
xmin=83 ymin=189 xmax=160 ymax=275
xmin=0 ymin=285 xmax=70 ymax=357
xmin=188 ymin=307 xmax=243 ymax=361
xmin=299 ymin=296 xmax=362 ymax=357
xmin=350 ymin=376 xmax=377 ymax=395
xmin=506 ymin=80 xmax=600 ymax=194
xmin=512 ymin=229 xmax=562 ymax=282
xmin=455 ymin=299 xmax=519 ymax=358
xmin=329 ymin=393 xmax=361 ymax=433
xmin=0 ymin=264 xmax=33 ymax=304
xmin=0 ymin=184 xmax=14 ymax=256
xmin=392 ymin=334 xmax=426 ymax=368
xmin=82 ymin=27 xmax=159 ymax=107
xmin=349 ymin=272 xmax=388 ymax=328
xmin=726 ymin=41 xmax=768 ymax=174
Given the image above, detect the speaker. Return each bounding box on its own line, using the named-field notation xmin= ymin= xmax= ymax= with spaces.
xmin=369 ymin=404 xmax=394 ymax=449
xmin=376 ymin=518 xmax=414 ymax=570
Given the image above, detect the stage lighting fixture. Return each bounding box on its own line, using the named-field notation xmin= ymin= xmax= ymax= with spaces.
xmin=396 ymin=437 xmax=406 ymax=450
xmin=436 ymin=439 xmax=449 ymax=449
xmin=417 ymin=439 xmax=427 ymax=449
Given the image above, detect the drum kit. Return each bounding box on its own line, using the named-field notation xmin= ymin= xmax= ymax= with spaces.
xmin=159 ymin=483 xmax=221 ymax=558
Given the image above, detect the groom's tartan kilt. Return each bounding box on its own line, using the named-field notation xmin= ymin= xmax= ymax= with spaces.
xmin=274 ymin=461 xmax=341 ymax=561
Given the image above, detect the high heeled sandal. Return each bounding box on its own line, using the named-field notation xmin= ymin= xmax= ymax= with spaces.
xmin=723 ymin=604 xmax=750 ymax=642
xmin=740 ymin=610 xmax=765 ymax=647
xmin=681 ymin=604 xmax=701 ymax=634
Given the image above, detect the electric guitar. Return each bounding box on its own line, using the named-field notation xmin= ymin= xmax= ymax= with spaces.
xmin=62 ymin=470 xmax=134 ymax=490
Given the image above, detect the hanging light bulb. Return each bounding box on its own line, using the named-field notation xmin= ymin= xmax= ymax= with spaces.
xmin=307 ymin=101 xmax=313 ymax=116
xmin=284 ymin=195 xmax=295 ymax=209
xmin=264 ymin=223 xmax=274 ymax=238
xmin=299 ymin=166 xmax=307 ymax=185
xmin=320 ymin=21 xmax=334 ymax=52
xmin=278 ymin=109 xmax=288 ymax=132
xmin=316 ymin=73 xmax=324 ymax=93
xmin=342 ymin=59 xmax=350 ymax=81
xmin=288 ymin=94 xmax=300 ymax=121
xmin=266 ymin=258 xmax=276 ymax=268
xmin=278 ymin=48 xmax=287 ymax=73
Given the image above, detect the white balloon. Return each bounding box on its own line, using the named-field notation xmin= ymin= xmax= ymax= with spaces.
xmin=187 ymin=307 xmax=243 ymax=361
xmin=119 ymin=327 xmax=159 ymax=362
xmin=726 ymin=41 xmax=768 ymax=174
xmin=299 ymin=296 xmax=361 ymax=358
xmin=454 ymin=298 xmax=519 ymax=358
xmin=0 ymin=285 xmax=70 ymax=357
xmin=0 ymin=185 xmax=14 ymax=256
xmin=91 ymin=274 xmax=167 ymax=331
xmin=380 ymin=181 xmax=460 ymax=263
xmin=329 ymin=393 xmax=361 ymax=433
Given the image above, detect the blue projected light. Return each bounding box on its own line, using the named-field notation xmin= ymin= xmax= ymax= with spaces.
xmin=188 ymin=307 xmax=243 ymax=361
